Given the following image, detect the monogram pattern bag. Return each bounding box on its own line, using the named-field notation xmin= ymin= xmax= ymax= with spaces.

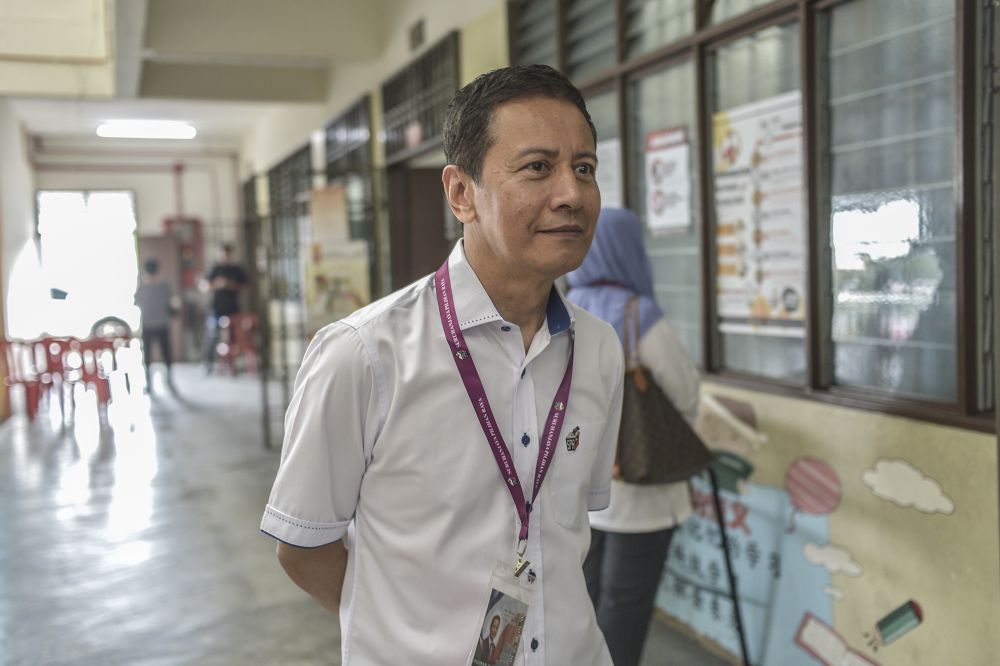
xmin=616 ymin=298 xmax=713 ymax=484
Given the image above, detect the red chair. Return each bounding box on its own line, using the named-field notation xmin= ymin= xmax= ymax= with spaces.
xmin=38 ymin=337 xmax=75 ymax=417
xmin=2 ymin=339 xmax=43 ymax=420
xmin=71 ymin=338 xmax=114 ymax=406
xmin=215 ymin=313 xmax=259 ymax=375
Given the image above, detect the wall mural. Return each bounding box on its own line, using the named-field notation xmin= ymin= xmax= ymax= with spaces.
xmin=862 ymin=459 xmax=955 ymax=515
xmin=655 ymin=396 xmax=955 ymax=665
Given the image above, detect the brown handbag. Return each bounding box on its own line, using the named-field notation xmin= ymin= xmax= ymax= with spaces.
xmin=615 ymin=298 xmax=714 ymax=484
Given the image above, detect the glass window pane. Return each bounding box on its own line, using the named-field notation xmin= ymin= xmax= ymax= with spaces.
xmin=514 ymin=0 xmax=558 ymax=67
xmin=565 ymin=0 xmax=617 ymax=81
xmin=825 ymin=0 xmax=957 ymax=401
xmin=710 ymin=22 xmax=804 ymax=381
xmin=714 ymin=23 xmax=801 ymax=110
xmin=586 ymin=89 xmax=623 ymax=209
xmin=586 ymin=90 xmax=619 ymax=141
xmin=624 ymin=0 xmax=694 ymax=59
xmin=628 ymin=60 xmax=702 ymax=363
xmin=711 ymin=0 xmax=774 ymax=25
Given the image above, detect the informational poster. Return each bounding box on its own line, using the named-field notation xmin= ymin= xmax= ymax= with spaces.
xmin=645 ymin=127 xmax=692 ymax=232
xmin=305 ymin=185 xmax=370 ymax=336
xmin=596 ymin=138 xmax=623 ymax=209
xmin=656 ymin=477 xmax=834 ymax=666
xmin=712 ymin=91 xmax=805 ymax=335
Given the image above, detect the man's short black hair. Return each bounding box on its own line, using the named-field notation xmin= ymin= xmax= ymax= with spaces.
xmin=443 ymin=64 xmax=596 ymax=183
xmin=143 ymin=258 xmax=160 ymax=275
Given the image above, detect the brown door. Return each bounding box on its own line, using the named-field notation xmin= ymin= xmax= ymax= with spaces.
xmin=387 ymin=166 xmax=451 ymax=289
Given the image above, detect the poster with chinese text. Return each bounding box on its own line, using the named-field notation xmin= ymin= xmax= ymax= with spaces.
xmin=655 ymin=478 xmax=833 ymax=665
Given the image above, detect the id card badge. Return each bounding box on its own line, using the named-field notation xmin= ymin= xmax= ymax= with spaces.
xmin=467 ymin=561 xmax=533 ymax=666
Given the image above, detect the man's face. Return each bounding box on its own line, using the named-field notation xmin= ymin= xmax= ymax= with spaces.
xmin=462 ymin=96 xmax=600 ymax=283
xmin=489 ymin=616 xmax=500 ymax=638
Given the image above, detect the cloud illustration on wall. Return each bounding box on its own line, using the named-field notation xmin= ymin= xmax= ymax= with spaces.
xmin=804 ymin=542 xmax=863 ymax=577
xmin=862 ymin=458 xmax=955 ymax=515
xmin=823 ymin=586 xmax=845 ymax=602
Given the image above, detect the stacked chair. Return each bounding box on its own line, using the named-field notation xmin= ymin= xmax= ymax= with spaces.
xmin=2 ymin=334 xmax=125 ymax=421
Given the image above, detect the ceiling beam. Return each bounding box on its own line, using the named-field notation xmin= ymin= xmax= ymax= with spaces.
xmin=140 ymin=62 xmax=329 ymax=102
xmin=114 ymin=0 xmax=148 ymax=98
xmin=143 ymin=0 xmax=384 ymax=62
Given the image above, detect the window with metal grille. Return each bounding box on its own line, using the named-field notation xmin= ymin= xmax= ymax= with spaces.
xmin=565 ymin=0 xmax=617 ymax=82
xmin=381 ymin=32 xmax=459 ymax=162
xmin=711 ymin=0 xmax=775 ymax=25
xmin=709 ymin=22 xmax=804 ymax=382
xmin=501 ymin=0 xmax=993 ymax=428
xmin=624 ymin=0 xmax=695 ymax=59
xmin=821 ymin=0 xmax=958 ymax=401
xmin=267 ymin=145 xmax=311 ymax=304
xmin=512 ymin=0 xmax=558 ymax=67
xmin=324 ymin=96 xmax=374 ymax=243
xmin=628 ymin=59 xmax=702 ymax=363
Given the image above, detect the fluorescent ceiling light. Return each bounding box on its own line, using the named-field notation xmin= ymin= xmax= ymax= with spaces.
xmin=96 ymin=120 xmax=197 ymax=140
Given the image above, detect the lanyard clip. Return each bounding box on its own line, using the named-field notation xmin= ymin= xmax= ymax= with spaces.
xmin=513 ymin=539 xmax=529 ymax=577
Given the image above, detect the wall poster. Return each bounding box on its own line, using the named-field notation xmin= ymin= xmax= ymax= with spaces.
xmin=306 ymin=185 xmax=370 ymax=337
xmin=712 ymin=90 xmax=805 ymax=337
xmin=644 ymin=127 xmax=692 ymax=232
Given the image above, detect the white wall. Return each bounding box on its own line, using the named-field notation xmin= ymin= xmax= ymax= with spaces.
xmin=32 ymin=139 xmax=241 ymax=243
xmin=0 ymin=99 xmax=40 ymax=339
xmin=0 ymin=0 xmax=114 ymax=98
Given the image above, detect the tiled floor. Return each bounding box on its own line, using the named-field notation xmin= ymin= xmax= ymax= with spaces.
xmin=0 ymin=362 xmax=734 ymax=665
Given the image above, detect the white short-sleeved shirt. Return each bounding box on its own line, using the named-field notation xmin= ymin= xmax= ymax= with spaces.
xmin=588 ymin=318 xmax=700 ymax=533
xmin=261 ymin=241 xmax=624 ymax=665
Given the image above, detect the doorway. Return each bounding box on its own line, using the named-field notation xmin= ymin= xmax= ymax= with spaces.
xmin=386 ymin=167 xmax=452 ymax=289
xmin=34 ymin=190 xmax=140 ymax=339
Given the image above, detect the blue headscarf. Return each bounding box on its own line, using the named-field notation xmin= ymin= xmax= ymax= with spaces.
xmin=566 ymin=207 xmax=663 ymax=345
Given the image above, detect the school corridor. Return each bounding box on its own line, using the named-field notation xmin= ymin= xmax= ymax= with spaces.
xmin=0 ymin=0 xmax=998 ymax=664
xmin=0 ymin=364 xmax=731 ymax=665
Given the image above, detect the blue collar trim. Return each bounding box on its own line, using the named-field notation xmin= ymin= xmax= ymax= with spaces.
xmin=546 ymin=287 xmax=572 ymax=335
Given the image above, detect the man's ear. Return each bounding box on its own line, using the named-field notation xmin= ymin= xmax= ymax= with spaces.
xmin=442 ymin=164 xmax=477 ymax=225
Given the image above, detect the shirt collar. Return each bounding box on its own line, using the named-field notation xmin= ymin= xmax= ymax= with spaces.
xmin=446 ymin=240 xmax=575 ymax=335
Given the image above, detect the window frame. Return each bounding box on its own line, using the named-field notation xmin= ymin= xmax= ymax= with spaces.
xmin=508 ymin=0 xmax=992 ymax=432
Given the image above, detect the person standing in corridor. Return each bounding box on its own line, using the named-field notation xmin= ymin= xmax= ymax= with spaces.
xmin=201 ymin=243 xmax=248 ymax=372
xmin=568 ymin=207 xmax=701 ymax=666
xmin=135 ymin=258 xmax=179 ymax=392
xmin=261 ymin=64 xmax=624 ymax=664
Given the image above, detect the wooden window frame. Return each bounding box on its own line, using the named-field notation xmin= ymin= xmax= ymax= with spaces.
xmin=508 ymin=0 xmax=993 ymax=432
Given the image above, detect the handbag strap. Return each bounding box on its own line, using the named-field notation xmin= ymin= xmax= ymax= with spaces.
xmin=624 ymin=298 xmax=649 ymax=392
xmin=623 ymin=297 xmax=641 ymax=370
xmin=615 ymin=296 xmax=649 ymax=481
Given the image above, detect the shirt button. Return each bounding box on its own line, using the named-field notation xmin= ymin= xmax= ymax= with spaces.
xmin=531 ymin=638 xmax=539 ymax=651
xmin=500 ymin=325 xmax=511 ymax=332
xmin=521 ymin=433 xmax=530 ymax=446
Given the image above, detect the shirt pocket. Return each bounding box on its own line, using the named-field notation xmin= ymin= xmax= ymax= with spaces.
xmin=547 ymin=419 xmax=606 ymax=530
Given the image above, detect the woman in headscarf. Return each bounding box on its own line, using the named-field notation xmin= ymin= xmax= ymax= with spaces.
xmin=567 ymin=207 xmax=701 ymax=666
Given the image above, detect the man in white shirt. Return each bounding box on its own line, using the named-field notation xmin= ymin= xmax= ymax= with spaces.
xmin=261 ymin=64 xmax=624 ymax=665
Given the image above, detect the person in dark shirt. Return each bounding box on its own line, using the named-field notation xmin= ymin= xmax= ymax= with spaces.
xmin=202 ymin=243 xmax=249 ymax=372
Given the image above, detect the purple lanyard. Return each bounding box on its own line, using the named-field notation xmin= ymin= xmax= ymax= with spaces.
xmin=434 ymin=261 xmax=574 ymax=553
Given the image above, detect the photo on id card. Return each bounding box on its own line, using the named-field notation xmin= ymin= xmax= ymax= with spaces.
xmin=468 ymin=563 xmax=531 ymax=666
